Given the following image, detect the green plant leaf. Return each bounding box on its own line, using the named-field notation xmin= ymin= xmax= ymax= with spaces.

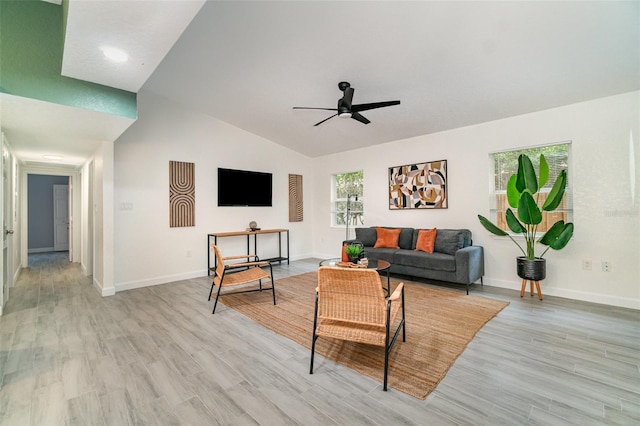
xmin=538 ymin=154 xmax=549 ymax=188
xmin=518 ymin=191 xmax=542 ymax=225
xmin=477 ymin=215 xmax=508 ymax=236
xmin=515 ymin=154 xmax=538 ymax=194
xmin=538 ymin=221 xmax=565 ymax=245
xmin=506 ymin=175 xmax=520 ymax=209
xmin=505 ymin=209 xmax=526 ymax=233
xmin=345 ymin=244 xmax=363 ymax=257
xmin=543 ymin=170 xmax=567 ymax=211
xmin=550 ymin=223 xmax=574 ymax=250
xmin=539 ymin=221 xmax=574 ymax=250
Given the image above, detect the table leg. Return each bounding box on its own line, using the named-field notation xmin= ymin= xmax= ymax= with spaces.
xmin=386 ymin=269 xmax=390 ymax=295
xmin=207 ymin=235 xmax=211 ymax=276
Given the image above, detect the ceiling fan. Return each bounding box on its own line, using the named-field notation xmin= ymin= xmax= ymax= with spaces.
xmin=293 ymin=81 xmax=400 ymax=126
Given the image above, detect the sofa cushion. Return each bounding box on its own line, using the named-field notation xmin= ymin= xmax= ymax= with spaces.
xmin=398 ymin=227 xmax=415 ymax=249
xmin=363 ymin=247 xmax=396 ymax=264
xmin=415 ymin=228 xmax=437 ymax=253
xmin=393 ymin=250 xmax=456 ymax=272
xmin=355 ymin=227 xmax=377 ymax=247
xmin=379 ymin=226 xmax=414 ymax=249
xmin=434 ymin=229 xmax=469 ymax=255
xmin=374 ymin=227 xmax=401 ymax=248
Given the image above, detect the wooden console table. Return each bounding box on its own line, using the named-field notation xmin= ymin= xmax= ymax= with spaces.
xmin=207 ymin=228 xmax=289 ymax=275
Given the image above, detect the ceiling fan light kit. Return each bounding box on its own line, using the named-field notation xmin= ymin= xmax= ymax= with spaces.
xmin=293 ymin=81 xmax=400 ymax=126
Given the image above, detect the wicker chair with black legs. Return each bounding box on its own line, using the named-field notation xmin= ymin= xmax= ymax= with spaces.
xmin=208 ymin=244 xmax=276 ymax=314
xmin=310 ymin=266 xmax=406 ymax=391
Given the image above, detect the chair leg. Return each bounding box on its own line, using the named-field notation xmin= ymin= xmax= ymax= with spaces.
xmin=310 ymin=335 xmax=318 ymax=374
xmin=208 ymin=281 xmax=215 ymax=301
xmin=310 ymin=295 xmax=319 ymax=374
xmin=271 ymin=281 xmax=277 ymax=305
xmin=384 ymin=303 xmax=392 ymax=391
xmin=402 ymin=288 xmax=406 ymax=342
xmin=212 ymin=285 xmax=223 ymax=314
xmin=269 ymin=264 xmax=277 ymax=306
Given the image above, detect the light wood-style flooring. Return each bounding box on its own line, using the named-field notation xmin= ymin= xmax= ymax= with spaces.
xmin=0 ymin=252 xmax=638 ymax=425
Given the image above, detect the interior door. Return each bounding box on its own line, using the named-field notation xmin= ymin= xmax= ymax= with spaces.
xmin=1 ymin=142 xmax=13 ymax=312
xmin=53 ymin=184 xmax=69 ymax=251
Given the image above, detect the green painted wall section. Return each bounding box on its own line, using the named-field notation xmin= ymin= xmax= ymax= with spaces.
xmin=0 ymin=0 xmax=137 ymax=119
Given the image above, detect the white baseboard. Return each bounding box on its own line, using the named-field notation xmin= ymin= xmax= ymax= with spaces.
xmin=28 ymin=247 xmax=54 ymax=254
xmin=115 ymin=270 xmax=206 ymax=293
xmin=482 ymin=277 xmax=640 ymax=310
xmin=93 ymin=277 xmax=115 ymax=297
xmin=288 ymin=253 xmax=313 ymax=262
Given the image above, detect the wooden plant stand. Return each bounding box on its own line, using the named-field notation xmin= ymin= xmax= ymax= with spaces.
xmin=520 ymin=279 xmax=543 ymax=300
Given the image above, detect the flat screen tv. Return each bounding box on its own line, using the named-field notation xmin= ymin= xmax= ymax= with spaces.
xmin=218 ymin=168 xmax=273 ymax=207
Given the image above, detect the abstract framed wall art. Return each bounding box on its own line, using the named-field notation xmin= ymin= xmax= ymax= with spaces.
xmin=388 ymin=160 xmax=447 ymax=209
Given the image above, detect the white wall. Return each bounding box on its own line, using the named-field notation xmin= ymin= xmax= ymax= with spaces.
xmin=91 ymin=141 xmax=115 ymax=296
xmin=312 ymin=91 xmax=640 ymax=309
xmin=80 ymin=160 xmax=93 ymax=277
xmin=113 ymin=91 xmax=313 ymax=291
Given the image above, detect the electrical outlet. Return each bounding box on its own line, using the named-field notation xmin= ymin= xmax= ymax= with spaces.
xmin=582 ymin=259 xmax=592 ymax=270
xmin=186 ymin=250 xmax=192 ymax=258
xmin=602 ymin=261 xmax=611 ymax=272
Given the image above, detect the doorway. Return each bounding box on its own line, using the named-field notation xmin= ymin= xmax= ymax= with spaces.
xmin=27 ymin=174 xmax=70 ymax=260
xmin=19 ymin=164 xmax=87 ymax=275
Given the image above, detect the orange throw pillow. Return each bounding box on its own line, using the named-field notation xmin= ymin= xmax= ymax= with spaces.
xmin=374 ymin=227 xmax=401 ymax=249
xmin=415 ymin=228 xmax=437 ymax=253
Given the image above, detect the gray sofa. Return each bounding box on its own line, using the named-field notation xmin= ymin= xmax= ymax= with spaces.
xmin=354 ymin=227 xmax=484 ymax=294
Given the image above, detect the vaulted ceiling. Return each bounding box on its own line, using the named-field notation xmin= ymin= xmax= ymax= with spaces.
xmin=2 ymin=1 xmax=639 ymax=165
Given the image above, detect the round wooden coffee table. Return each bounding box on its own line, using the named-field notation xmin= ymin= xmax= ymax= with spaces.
xmin=319 ymin=258 xmax=391 ymax=295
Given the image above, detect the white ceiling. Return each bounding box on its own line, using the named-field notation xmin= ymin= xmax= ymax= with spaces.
xmin=0 ymin=0 xmax=205 ymax=166
xmin=62 ymin=0 xmax=206 ymax=93
xmin=1 ymin=94 xmax=135 ymax=166
xmin=2 ymin=1 xmax=639 ymax=165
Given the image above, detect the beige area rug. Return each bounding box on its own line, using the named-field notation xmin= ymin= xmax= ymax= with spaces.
xmin=221 ymin=272 xmax=509 ymax=399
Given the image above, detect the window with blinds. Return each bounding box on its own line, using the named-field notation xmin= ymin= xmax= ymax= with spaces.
xmin=490 ymin=143 xmax=572 ymax=233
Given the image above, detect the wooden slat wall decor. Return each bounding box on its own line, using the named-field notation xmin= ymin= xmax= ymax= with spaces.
xmin=288 ymin=174 xmax=303 ymax=222
xmin=169 ymin=161 xmax=195 ymax=227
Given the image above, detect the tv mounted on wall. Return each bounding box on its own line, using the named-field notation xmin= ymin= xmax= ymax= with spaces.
xmin=218 ymin=168 xmax=273 ymax=207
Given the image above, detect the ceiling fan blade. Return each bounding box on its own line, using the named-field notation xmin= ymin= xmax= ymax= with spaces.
xmin=351 ymin=112 xmax=370 ymax=125
xmin=314 ymin=113 xmax=338 ymax=126
xmin=351 ymin=100 xmax=400 ymax=112
xmin=293 ymin=107 xmax=338 ymax=111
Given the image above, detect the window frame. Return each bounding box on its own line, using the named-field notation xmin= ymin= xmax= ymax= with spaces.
xmin=489 ymin=142 xmax=573 ymax=236
xmin=330 ymin=170 xmax=364 ymax=228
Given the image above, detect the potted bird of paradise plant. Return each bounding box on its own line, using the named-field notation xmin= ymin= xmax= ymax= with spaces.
xmin=478 ymin=153 xmax=574 ymax=282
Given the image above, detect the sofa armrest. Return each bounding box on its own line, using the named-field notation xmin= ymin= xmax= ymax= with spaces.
xmin=454 ymin=246 xmax=484 ymax=284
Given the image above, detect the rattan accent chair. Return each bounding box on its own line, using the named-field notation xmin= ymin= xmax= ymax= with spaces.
xmin=310 ymin=266 xmax=406 ymax=391
xmin=208 ymin=244 xmax=276 ymax=314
